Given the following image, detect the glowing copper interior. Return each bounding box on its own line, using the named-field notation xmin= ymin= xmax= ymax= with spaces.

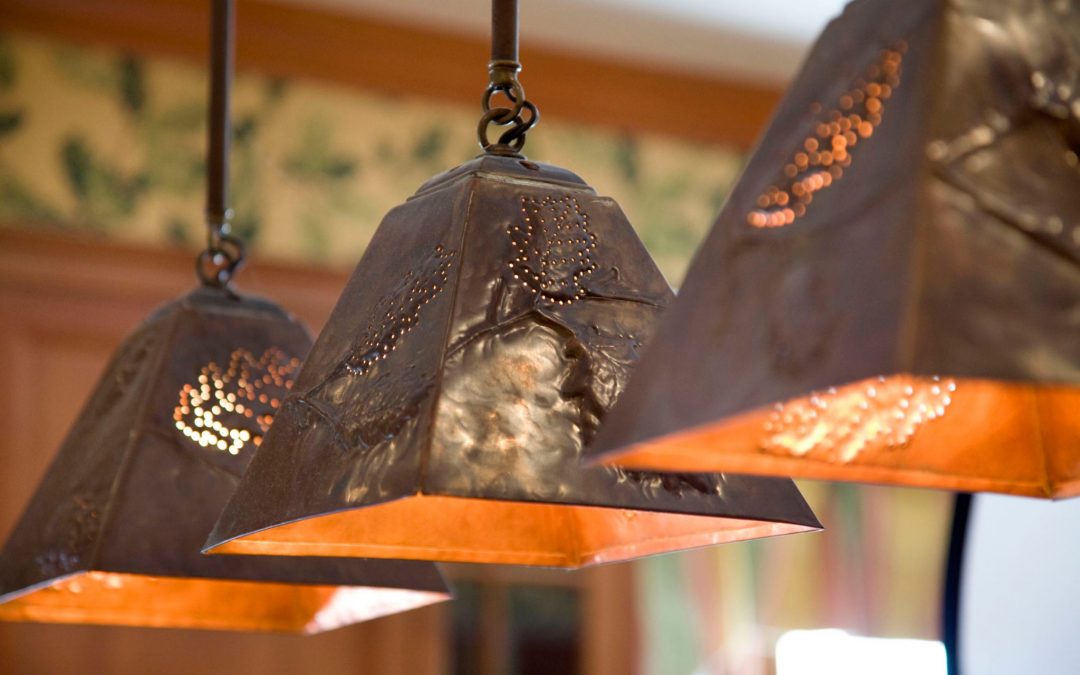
xmin=604 ymin=377 xmax=1080 ymax=499
xmin=761 ymin=375 xmax=957 ymax=462
xmin=207 ymin=496 xmax=816 ymax=568
xmin=0 ymin=571 xmax=446 ymax=633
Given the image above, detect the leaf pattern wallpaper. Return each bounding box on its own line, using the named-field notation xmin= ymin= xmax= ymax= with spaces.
xmin=0 ymin=32 xmax=743 ymax=285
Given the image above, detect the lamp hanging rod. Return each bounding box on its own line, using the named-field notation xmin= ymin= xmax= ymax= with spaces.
xmin=206 ymin=0 xmax=234 ymax=232
xmin=490 ymin=0 xmax=519 ymax=63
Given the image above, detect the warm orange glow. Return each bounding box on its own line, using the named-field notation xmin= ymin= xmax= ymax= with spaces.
xmin=604 ymin=378 xmax=1080 ymax=499
xmin=0 ymin=571 xmax=446 ymax=633
xmin=207 ymin=495 xmax=817 ymax=568
xmin=175 ymin=348 xmax=301 ymax=455
xmin=761 ymin=375 xmax=956 ymax=463
xmin=747 ymin=42 xmax=906 ymax=229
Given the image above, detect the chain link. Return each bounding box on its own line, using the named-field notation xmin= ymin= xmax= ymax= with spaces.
xmin=477 ymin=63 xmax=539 ymax=154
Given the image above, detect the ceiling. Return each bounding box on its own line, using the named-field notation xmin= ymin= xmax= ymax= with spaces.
xmin=290 ymin=0 xmax=851 ymax=84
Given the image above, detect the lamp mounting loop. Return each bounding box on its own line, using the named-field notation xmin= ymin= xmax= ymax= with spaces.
xmin=197 ymin=212 xmax=245 ymax=288
xmin=478 ymin=0 xmax=539 ymax=155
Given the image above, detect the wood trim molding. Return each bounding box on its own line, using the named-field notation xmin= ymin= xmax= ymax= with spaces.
xmin=0 ymin=227 xmax=348 ymax=331
xmin=0 ymin=0 xmax=780 ymax=148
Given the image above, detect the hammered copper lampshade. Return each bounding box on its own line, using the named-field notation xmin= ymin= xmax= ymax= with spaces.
xmin=585 ymin=0 xmax=1080 ymax=498
xmin=0 ymin=289 xmax=449 ymax=631
xmin=204 ymin=154 xmax=821 ymax=567
xmin=202 ymin=0 xmax=821 ymax=567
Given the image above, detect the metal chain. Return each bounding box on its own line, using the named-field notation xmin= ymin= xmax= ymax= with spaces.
xmin=478 ymin=72 xmax=539 ymax=154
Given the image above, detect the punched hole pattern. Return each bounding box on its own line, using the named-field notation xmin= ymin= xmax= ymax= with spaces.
xmin=748 ymin=42 xmax=907 ymax=229
xmin=760 ymin=375 xmax=956 ymax=463
xmin=345 ymin=245 xmax=455 ymax=376
xmin=509 ymin=194 xmax=598 ymax=305
xmin=174 ymin=347 xmax=301 ymax=454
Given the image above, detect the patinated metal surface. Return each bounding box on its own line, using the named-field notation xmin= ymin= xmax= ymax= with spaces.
xmin=206 ymin=154 xmax=821 ymax=567
xmin=0 ymin=287 xmax=449 ymax=632
xmin=586 ymin=0 xmax=1080 ymax=498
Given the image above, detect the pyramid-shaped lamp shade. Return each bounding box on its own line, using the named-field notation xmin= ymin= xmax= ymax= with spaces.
xmin=0 ymin=288 xmax=449 ymax=632
xmin=203 ymin=155 xmax=821 ymax=568
xmin=585 ymin=0 xmax=1080 ymax=498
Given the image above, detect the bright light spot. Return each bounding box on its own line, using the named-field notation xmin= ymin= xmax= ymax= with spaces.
xmin=776 ymin=629 xmax=946 ymax=675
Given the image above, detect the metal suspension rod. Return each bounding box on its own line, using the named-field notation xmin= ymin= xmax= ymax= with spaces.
xmin=490 ymin=0 xmax=519 ymax=63
xmin=942 ymin=492 xmax=973 ymax=675
xmin=206 ymin=0 xmax=234 ymax=234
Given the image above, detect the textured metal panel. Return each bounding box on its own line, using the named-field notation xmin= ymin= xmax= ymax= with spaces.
xmin=206 ymin=155 xmax=821 ymax=567
xmin=585 ymin=0 xmax=1080 ymax=498
xmin=914 ymin=0 xmax=1080 ymax=379
xmin=0 ymin=287 xmax=449 ymax=632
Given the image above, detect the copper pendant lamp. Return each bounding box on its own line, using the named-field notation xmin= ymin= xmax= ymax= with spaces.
xmin=0 ymin=0 xmax=449 ymax=632
xmin=585 ymin=0 xmax=1080 ymax=498
xmin=202 ymin=0 xmax=821 ymax=568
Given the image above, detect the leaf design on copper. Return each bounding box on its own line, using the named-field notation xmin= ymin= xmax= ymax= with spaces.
xmin=341 ymin=244 xmax=455 ymax=376
xmin=747 ymin=42 xmax=906 ymax=228
xmin=174 ymin=347 xmax=301 ymax=454
xmin=34 ymin=326 xmax=158 ymax=577
xmin=509 ymin=193 xmax=598 ymax=305
xmin=34 ymin=475 xmax=113 ymax=578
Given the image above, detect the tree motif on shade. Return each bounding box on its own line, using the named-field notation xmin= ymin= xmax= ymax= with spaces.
xmin=509 ymin=194 xmax=598 ymax=305
xmin=341 ymin=245 xmax=455 ymax=376
xmin=32 ymin=474 xmax=114 ymax=579
xmin=174 ymin=347 xmax=301 ymax=455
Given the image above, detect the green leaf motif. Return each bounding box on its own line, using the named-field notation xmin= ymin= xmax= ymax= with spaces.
xmin=0 ymin=38 xmax=15 ymax=90
xmin=165 ymin=217 xmax=191 ymax=246
xmin=283 ymin=122 xmax=358 ymax=182
xmin=0 ymin=110 xmax=22 ymax=136
xmin=62 ymin=137 xmax=93 ymax=199
xmin=60 ymin=135 xmax=148 ymax=228
xmin=613 ymin=136 xmax=640 ymax=185
xmin=412 ymin=126 xmax=447 ymax=163
xmin=264 ymin=78 xmax=288 ymax=104
xmin=118 ymin=56 xmax=145 ymax=116
xmin=233 ymin=116 xmax=258 ymax=144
